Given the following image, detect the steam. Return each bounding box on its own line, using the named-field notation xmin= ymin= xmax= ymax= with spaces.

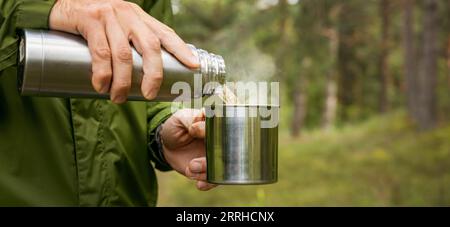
xmin=223 ymin=41 xmax=276 ymax=83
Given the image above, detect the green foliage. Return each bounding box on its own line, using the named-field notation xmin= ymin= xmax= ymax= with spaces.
xmin=174 ymin=0 xmax=449 ymax=128
xmin=158 ymin=111 xmax=450 ymax=206
xmin=165 ymin=0 xmax=450 ymax=206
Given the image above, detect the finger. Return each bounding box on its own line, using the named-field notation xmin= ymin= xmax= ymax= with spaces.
xmin=156 ymin=26 xmax=199 ymax=68
xmin=197 ymin=181 xmax=217 ymax=191
xmin=82 ymin=22 xmax=112 ymax=94
xmin=189 ymin=121 xmax=205 ymax=139
xmin=132 ymin=30 xmax=163 ymax=100
xmin=188 ymin=157 xmax=206 ymax=174
xmin=192 ymin=108 xmax=206 ymax=123
xmin=104 ymin=11 xmax=133 ymax=104
xmin=185 ymin=166 xmax=207 ymax=181
xmin=133 ymin=7 xmax=199 ymax=68
xmin=114 ymin=3 xmax=163 ymax=100
xmin=177 ymin=109 xmax=204 ymax=126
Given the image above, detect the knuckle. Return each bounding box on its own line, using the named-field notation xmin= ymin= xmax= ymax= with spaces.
xmin=127 ymin=2 xmax=140 ymax=10
xmin=111 ymin=0 xmax=124 ymax=8
xmin=90 ymin=3 xmax=114 ymax=17
xmin=115 ymin=47 xmax=133 ymax=63
xmin=162 ymin=26 xmax=176 ymax=36
xmin=85 ymin=8 xmax=100 ymax=20
xmin=113 ymin=0 xmax=133 ymax=11
xmin=145 ymin=37 xmax=161 ymax=51
xmin=93 ymin=47 xmax=112 ymax=59
xmin=99 ymin=2 xmax=115 ymax=14
xmin=155 ymin=24 xmax=176 ymax=39
xmin=84 ymin=7 xmax=97 ymax=19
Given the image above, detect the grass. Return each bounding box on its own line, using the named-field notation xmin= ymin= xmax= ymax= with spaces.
xmin=156 ymin=111 xmax=450 ymax=206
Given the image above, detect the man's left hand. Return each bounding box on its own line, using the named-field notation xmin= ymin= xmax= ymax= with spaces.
xmin=159 ymin=109 xmax=217 ymax=191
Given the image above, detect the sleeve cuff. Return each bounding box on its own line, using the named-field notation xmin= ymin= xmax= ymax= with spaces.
xmin=16 ymin=0 xmax=57 ymax=29
xmin=147 ymin=102 xmax=178 ymax=171
xmin=148 ymin=124 xmax=173 ymax=172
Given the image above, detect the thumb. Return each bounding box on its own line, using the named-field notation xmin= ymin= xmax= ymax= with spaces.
xmin=189 ymin=121 xmax=205 ymax=139
xmin=192 ymin=108 xmax=206 ymax=124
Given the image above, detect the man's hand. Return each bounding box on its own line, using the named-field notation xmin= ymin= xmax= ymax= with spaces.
xmin=159 ymin=109 xmax=217 ymax=191
xmin=49 ymin=0 xmax=199 ymax=104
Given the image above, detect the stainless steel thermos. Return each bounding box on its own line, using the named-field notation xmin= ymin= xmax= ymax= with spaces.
xmin=18 ymin=29 xmax=226 ymax=101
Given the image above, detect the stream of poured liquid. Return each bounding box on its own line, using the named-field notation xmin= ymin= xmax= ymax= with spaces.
xmin=214 ymin=85 xmax=239 ymax=104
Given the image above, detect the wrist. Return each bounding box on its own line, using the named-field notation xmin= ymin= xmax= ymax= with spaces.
xmin=155 ymin=124 xmax=167 ymax=161
xmin=49 ymin=0 xmax=77 ymax=33
xmin=149 ymin=123 xmax=173 ymax=171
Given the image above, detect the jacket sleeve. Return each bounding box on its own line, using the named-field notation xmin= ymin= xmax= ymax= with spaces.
xmin=0 ymin=0 xmax=56 ymax=72
xmin=143 ymin=0 xmax=178 ymax=172
xmin=147 ymin=102 xmax=178 ymax=172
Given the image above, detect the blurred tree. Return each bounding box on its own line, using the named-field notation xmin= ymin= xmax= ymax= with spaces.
xmin=290 ymin=0 xmax=307 ymax=137
xmin=416 ymin=0 xmax=438 ymax=130
xmin=378 ymin=0 xmax=391 ymax=113
xmin=165 ymin=0 xmax=450 ymax=207
xmin=174 ymin=0 xmax=448 ymax=133
xmin=320 ymin=2 xmax=341 ymax=130
xmin=184 ymin=1 xmax=236 ymax=31
xmin=320 ymin=26 xmax=339 ymax=130
xmin=447 ymin=36 xmax=450 ymax=88
xmin=402 ymin=0 xmax=419 ymax=123
xmin=448 ymin=37 xmax=450 ymax=88
xmin=336 ymin=0 xmax=374 ymax=122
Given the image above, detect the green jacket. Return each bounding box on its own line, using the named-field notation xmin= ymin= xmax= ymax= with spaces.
xmin=0 ymin=0 xmax=174 ymax=206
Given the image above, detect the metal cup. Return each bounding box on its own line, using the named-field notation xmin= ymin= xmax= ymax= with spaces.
xmin=205 ymin=104 xmax=279 ymax=185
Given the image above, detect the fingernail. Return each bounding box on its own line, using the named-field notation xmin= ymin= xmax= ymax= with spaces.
xmin=113 ymin=95 xmax=126 ymax=104
xmin=190 ymin=54 xmax=200 ymax=67
xmin=190 ymin=161 xmax=202 ymax=173
xmin=144 ymin=89 xmax=156 ymax=100
xmin=99 ymin=83 xmax=109 ymax=94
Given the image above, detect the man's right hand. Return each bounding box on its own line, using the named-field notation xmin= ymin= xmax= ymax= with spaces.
xmin=49 ymin=0 xmax=199 ymax=104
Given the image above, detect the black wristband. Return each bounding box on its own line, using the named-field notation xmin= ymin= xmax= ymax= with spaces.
xmin=155 ymin=125 xmax=168 ymax=163
xmin=149 ymin=124 xmax=173 ymax=171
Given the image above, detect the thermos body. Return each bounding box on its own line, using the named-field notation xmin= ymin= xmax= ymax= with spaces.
xmin=18 ymin=29 xmax=225 ymax=101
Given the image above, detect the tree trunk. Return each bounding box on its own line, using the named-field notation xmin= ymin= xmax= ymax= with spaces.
xmin=378 ymin=0 xmax=391 ymax=113
xmin=336 ymin=3 xmax=358 ymax=122
xmin=291 ymin=82 xmax=306 ymax=138
xmin=447 ymin=37 xmax=450 ymax=89
xmin=321 ymin=28 xmax=339 ymax=130
xmin=275 ymin=0 xmax=289 ymax=81
xmin=402 ymin=0 xmax=419 ymax=122
xmin=417 ymin=0 xmax=438 ymax=130
xmin=322 ymin=80 xmax=338 ymax=130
